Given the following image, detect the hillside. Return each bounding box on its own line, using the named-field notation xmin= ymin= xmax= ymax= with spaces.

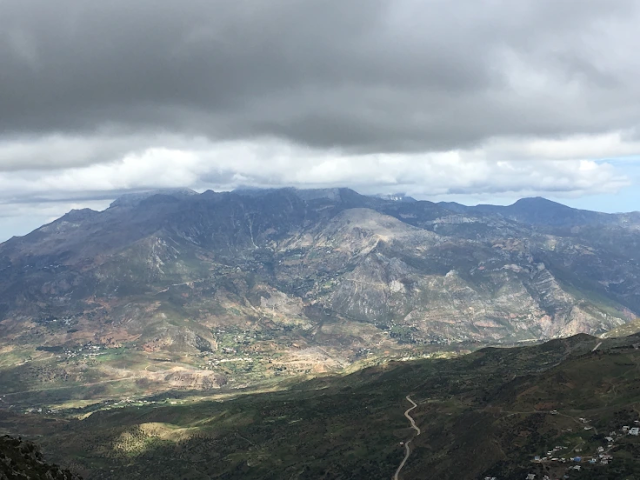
xmin=0 ymin=188 xmax=640 ymax=407
xmin=2 ymin=333 xmax=639 ymax=479
xmin=602 ymin=317 xmax=640 ymax=339
xmin=0 ymin=435 xmax=81 ymax=479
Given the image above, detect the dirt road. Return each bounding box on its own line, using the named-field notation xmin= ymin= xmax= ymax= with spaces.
xmin=393 ymin=395 xmax=421 ymax=480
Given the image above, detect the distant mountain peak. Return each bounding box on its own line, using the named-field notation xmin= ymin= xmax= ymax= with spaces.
xmin=110 ymin=188 xmax=198 ymax=208
xmin=60 ymin=208 xmax=100 ymax=221
xmin=232 ymin=186 xmax=365 ymax=203
xmin=512 ymin=197 xmax=567 ymax=208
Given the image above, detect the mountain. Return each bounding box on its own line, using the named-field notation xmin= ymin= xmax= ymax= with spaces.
xmin=473 ymin=197 xmax=616 ymax=227
xmin=108 ymin=188 xmax=198 ymax=208
xmin=601 ymin=316 xmax=640 ymax=339
xmin=1 ymin=188 xmax=640 ymax=406
xmin=6 ymin=333 xmax=640 ymax=479
xmin=439 ymin=196 xmax=640 ymax=228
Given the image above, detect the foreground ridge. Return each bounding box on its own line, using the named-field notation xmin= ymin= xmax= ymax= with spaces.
xmin=3 ymin=333 xmax=640 ymax=478
xmin=0 ymin=435 xmax=81 ymax=480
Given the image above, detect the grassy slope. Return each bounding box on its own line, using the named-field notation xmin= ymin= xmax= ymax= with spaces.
xmin=602 ymin=317 xmax=640 ymax=338
xmin=1 ymin=333 xmax=640 ymax=479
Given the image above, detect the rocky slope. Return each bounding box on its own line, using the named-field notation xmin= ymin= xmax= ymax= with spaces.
xmin=0 ymin=435 xmax=81 ymax=479
xmin=0 ymin=188 xmax=639 ymax=403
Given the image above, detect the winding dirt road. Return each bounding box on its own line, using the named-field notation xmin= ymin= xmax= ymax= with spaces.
xmin=393 ymin=395 xmax=421 ymax=480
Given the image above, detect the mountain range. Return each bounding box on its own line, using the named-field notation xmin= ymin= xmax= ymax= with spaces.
xmin=0 ymin=187 xmax=639 ymax=406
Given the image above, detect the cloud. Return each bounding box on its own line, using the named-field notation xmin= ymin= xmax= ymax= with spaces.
xmin=0 ymin=137 xmax=629 ymax=202
xmin=1 ymin=0 xmax=639 ymax=153
xmin=0 ymin=0 xmax=639 ymax=239
xmin=0 ymin=132 xmax=634 ymax=241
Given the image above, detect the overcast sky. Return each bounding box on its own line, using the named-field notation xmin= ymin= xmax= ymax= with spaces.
xmin=1 ymin=0 xmax=640 ymax=240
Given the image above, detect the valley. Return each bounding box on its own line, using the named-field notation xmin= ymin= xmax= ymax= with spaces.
xmin=1 ymin=333 xmax=640 ymax=479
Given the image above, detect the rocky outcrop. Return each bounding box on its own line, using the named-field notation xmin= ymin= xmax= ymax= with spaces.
xmin=0 ymin=436 xmax=81 ymax=480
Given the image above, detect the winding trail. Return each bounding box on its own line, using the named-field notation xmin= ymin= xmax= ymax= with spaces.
xmin=393 ymin=395 xmax=421 ymax=480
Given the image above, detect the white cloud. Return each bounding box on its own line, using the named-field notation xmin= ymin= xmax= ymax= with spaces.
xmin=491 ymin=131 xmax=640 ymax=161
xmin=0 ymin=130 xmax=635 ymax=240
xmin=0 ymin=132 xmax=631 ymax=201
xmin=1 ymin=0 xmax=639 ymax=240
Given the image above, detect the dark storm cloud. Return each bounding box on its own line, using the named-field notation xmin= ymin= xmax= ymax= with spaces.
xmin=2 ymin=0 xmax=639 ymax=157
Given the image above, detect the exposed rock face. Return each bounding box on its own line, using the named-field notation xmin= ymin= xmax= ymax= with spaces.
xmin=0 ymin=436 xmax=81 ymax=479
xmin=0 ymin=188 xmax=639 ymax=380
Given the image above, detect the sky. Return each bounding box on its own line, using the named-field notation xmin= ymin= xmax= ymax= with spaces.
xmin=1 ymin=0 xmax=640 ymax=241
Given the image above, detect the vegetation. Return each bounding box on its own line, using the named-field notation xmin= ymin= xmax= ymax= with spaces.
xmin=0 ymin=435 xmax=81 ymax=479
xmin=1 ymin=333 xmax=639 ymax=479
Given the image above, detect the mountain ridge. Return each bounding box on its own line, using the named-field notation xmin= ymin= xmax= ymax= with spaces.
xmin=0 ymin=187 xmax=639 ymax=407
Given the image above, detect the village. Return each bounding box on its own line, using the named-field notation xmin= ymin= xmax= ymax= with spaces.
xmin=483 ymin=415 xmax=640 ymax=480
xmin=54 ymin=343 xmax=108 ymax=360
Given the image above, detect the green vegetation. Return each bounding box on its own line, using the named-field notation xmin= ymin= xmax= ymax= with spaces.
xmin=1 ymin=333 xmax=640 ymax=479
xmin=603 ymin=317 xmax=640 ymax=339
xmin=0 ymin=435 xmax=80 ymax=479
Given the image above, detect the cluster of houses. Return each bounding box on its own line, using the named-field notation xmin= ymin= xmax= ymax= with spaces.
xmin=524 ymin=418 xmax=640 ymax=479
xmin=484 ymin=417 xmax=640 ymax=480
xmin=533 ymin=445 xmax=568 ymax=463
xmin=55 ymin=343 xmax=107 ymax=360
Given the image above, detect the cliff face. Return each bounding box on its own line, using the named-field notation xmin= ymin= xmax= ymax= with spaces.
xmin=0 ymin=188 xmax=638 ymax=396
